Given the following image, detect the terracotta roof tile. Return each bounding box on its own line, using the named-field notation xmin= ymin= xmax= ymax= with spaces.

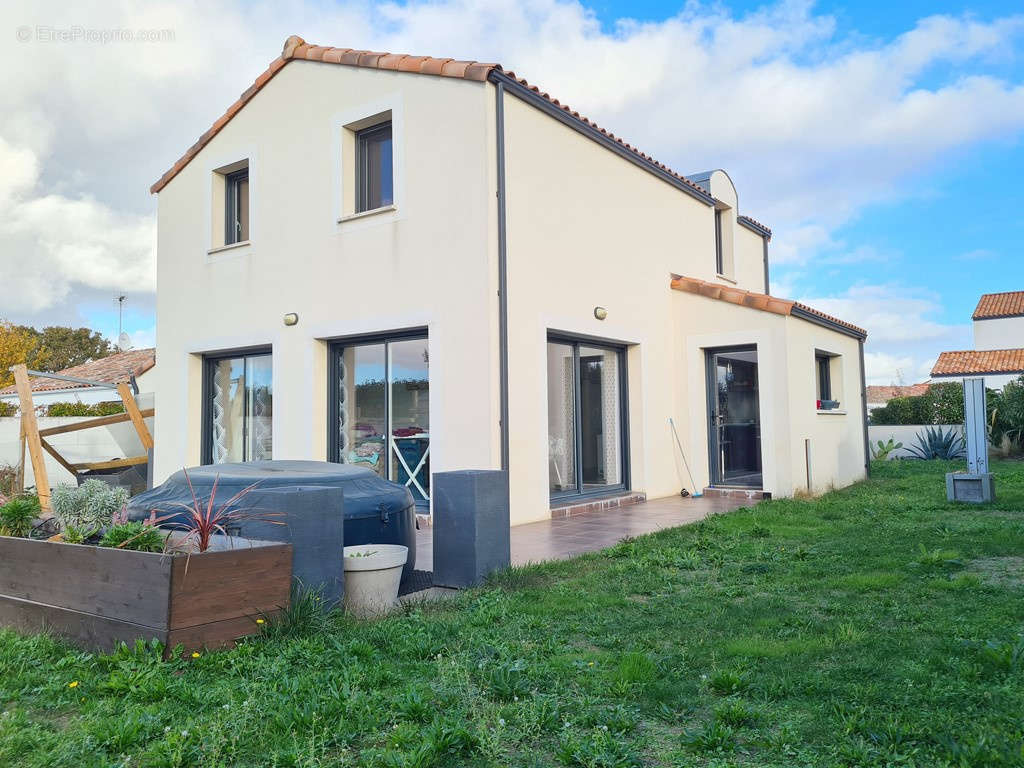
xmin=866 ymin=383 xmax=931 ymax=403
xmin=150 ymin=34 xmax=752 ymax=221
xmin=931 ymin=349 xmax=1024 ymax=376
xmin=669 ymin=275 xmax=867 ymax=338
xmin=0 ymin=348 xmax=156 ymax=395
xmin=973 ymin=291 xmax=1024 ymax=320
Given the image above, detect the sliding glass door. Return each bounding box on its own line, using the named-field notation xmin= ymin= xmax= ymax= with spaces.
xmin=203 ymin=350 xmax=273 ymax=464
xmin=330 ymin=333 xmax=430 ymax=507
xmin=547 ymin=337 xmax=627 ymax=499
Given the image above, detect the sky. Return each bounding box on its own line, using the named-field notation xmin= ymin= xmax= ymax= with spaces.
xmin=1 ymin=0 xmax=1022 ymax=384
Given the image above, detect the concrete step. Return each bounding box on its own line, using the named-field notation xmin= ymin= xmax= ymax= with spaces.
xmin=702 ymin=487 xmax=770 ymax=501
xmin=550 ymin=491 xmax=647 ymax=519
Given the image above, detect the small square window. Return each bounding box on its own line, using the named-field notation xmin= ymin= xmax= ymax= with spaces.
xmin=356 ymin=122 xmax=393 ymax=213
xmin=225 ymin=168 xmax=249 ymax=245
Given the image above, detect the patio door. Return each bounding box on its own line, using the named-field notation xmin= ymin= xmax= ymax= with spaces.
xmin=706 ymin=346 xmax=762 ymax=488
xmin=547 ymin=337 xmax=628 ymax=499
xmin=329 ymin=333 xmax=430 ymax=508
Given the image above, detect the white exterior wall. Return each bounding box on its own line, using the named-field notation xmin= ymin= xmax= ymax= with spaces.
xmin=154 ymin=61 xmax=500 ymax=484
xmin=932 ymin=373 xmax=1021 ymax=390
xmin=501 ymin=91 xmax=865 ymax=521
xmin=973 ymin=316 xmax=1024 ymax=350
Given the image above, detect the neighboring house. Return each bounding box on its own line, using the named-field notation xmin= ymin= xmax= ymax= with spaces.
xmin=932 ymin=291 xmax=1024 ymax=389
xmin=149 ymin=36 xmax=869 ymax=525
xmin=866 ymin=383 xmax=931 ymax=413
xmin=0 ymin=348 xmax=156 ymax=408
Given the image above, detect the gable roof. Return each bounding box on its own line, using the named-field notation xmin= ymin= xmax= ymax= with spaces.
xmin=931 ymin=349 xmax=1024 ymax=377
xmin=0 ymin=348 xmax=156 ymax=395
xmin=669 ymin=275 xmax=867 ymax=339
xmin=973 ymin=291 xmax=1024 ymax=320
xmin=149 ymin=36 xmax=765 ymax=233
xmin=866 ymin=383 xmax=931 ymax=404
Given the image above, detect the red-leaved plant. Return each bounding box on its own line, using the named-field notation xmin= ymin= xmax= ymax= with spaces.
xmin=154 ymin=469 xmax=284 ymax=554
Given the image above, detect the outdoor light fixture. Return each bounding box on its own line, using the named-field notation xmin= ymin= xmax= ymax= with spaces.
xmin=283 ymin=313 xmax=299 ymax=326
xmin=594 ymin=306 xmax=608 ymax=320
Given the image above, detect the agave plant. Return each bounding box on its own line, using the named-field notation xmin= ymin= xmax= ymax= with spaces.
xmin=154 ymin=469 xmax=283 ymax=553
xmin=905 ymin=426 xmax=966 ymax=460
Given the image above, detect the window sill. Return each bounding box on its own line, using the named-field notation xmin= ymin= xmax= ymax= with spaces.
xmin=715 ymin=273 xmax=737 ymax=284
xmin=817 ymin=409 xmax=847 ymax=416
xmin=208 ymin=240 xmax=250 ymax=255
xmin=338 ymin=205 xmax=396 ymax=223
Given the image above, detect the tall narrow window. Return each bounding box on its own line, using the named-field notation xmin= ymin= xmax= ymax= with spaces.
xmin=816 ymin=354 xmax=832 ymax=401
xmin=225 ymin=169 xmax=249 ymax=244
xmin=204 ymin=350 xmax=272 ymax=464
xmin=714 ymin=208 xmax=724 ymax=274
xmin=330 ymin=333 xmax=430 ymax=507
xmin=356 ymin=122 xmax=393 ymax=213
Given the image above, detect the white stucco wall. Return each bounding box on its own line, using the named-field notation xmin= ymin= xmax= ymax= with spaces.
xmin=973 ymin=315 xmax=1024 ymax=350
xmin=867 ymin=424 xmax=963 ymax=459
xmin=153 ymin=61 xmax=500 ymax=484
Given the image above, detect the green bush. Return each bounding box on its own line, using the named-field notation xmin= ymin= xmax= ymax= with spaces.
xmin=990 ymin=376 xmax=1024 ymax=449
xmin=45 ymin=401 xmax=125 ymax=417
xmin=871 ymin=382 xmax=967 ymax=426
xmin=0 ymin=495 xmax=40 ymax=537
xmin=52 ymin=479 xmax=129 ymax=532
xmin=99 ymin=522 xmax=164 ymax=553
xmin=0 ymin=401 xmax=15 ymax=417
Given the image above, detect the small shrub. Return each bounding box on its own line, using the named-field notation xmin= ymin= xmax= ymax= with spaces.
xmin=0 ymin=495 xmax=40 ymax=537
xmin=45 ymin=401 xmax=125 ymax=417
xmin=52 ymin=479 xmax=129 ymax=533
xmin=99 ymin=522 xmax=164 ymax=552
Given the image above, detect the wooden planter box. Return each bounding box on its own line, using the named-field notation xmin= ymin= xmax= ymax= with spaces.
xmin=0 ymin=535 xmax=292 ymax=654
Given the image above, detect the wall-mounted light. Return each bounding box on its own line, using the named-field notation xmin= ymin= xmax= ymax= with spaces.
xmin=283 ymin=313 xmax=299 ymax=326
xmin=593 ymin=306 xmax=608 ymax=321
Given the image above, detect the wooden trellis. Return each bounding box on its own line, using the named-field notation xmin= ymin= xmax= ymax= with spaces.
xmin=10 ymin=363 xmax=154 ymax=516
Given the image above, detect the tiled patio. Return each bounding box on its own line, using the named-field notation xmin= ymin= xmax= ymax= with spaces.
xmin=414 ymin=492 xmax=752 ymax=572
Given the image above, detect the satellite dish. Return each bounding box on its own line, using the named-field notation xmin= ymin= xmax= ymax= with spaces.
xmin=117 ymin=331 xmax=133 ymax=351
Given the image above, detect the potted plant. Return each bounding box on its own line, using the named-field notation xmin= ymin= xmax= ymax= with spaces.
xmin=343 ymin=544 xmax=408 ymax=618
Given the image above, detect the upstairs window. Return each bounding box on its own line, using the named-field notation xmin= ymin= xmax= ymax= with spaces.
xmin=224 ymin=167 xmax=249 ymax=245
xmin=816 ymin=352 xmax=842 ymax=410
xmin=356 ymin=122 xmax=393 ymax=213
xmin=714 ymin=209 xmax=724 ymax=274
xmin=816 ymin=354 xmax=831 ymax=401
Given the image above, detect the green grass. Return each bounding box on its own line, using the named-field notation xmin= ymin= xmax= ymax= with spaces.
xmin=3 ymin=459 xmax=1024 ymax=766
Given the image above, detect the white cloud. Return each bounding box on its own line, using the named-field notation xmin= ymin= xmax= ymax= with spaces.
xmin=1 ymin=0 xmax=1023 ymax=325
xmin=799 ymin=283 xmax=973 ymax=384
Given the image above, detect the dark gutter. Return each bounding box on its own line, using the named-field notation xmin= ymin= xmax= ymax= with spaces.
xmin=488 ymin=71 xmax=715 ymax=207
xmin=859 ymin=340 xmax=870 ymax=478
xmin=790 ymin=306 xmax=867 ymax=340
xmin=737 ymin=216 xmax=772 ymax=239
xmin=496 ymin=81 xmax=510 ymax=471
xmin=761 ymin=237 xmax=770 ymax=295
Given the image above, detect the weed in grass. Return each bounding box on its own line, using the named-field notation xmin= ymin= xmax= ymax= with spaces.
xmin=968 ymin=636 xmax=1024 ymax=673
xmin=613 ymin=652 xmax=657 ymax=691
xmin=556 ymin=727 xmax=643 ymax=768
xmin=681 ymin=720 xmax=737 ymax=753
xmin=259 ymin=585 xmax=333 ymax=640
xmin=713 ymin=699 xmax=758 ymax=727
xmin=750 ymin=524 xmax=771 ymax=538
xmin=915 ymin=543 xmax=964 ymax=569
xmin=395 ymin=688 xmax=432 ymax=723
xmin=708 ymin=669 xmax=750 ymax=695
xmin=482 ymin=658 xmax=530 ymax=701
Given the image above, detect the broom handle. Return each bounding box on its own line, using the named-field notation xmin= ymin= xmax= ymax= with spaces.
xmin=669 ymin=418 xmax=698 ymax=493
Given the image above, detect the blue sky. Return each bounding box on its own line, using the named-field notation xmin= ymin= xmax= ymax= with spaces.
xmin=3 ymin=0 xmax=1023 ymax=383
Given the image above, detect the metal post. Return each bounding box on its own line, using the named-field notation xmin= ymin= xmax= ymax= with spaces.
xmin=963 ymin=377 xmax=988 ymax=475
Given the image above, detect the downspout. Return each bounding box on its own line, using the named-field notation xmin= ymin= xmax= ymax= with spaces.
xmin=858 ymin=339 xmax=870 ymax=478
xmin=762 ymin=236 xmax=770 ymax=295
xmin=496 ymin=81 xmax=510 ymax=471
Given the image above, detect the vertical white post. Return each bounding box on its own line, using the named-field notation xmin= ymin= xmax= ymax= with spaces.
xmin=963 ymin=378 xmax=988 ymax=475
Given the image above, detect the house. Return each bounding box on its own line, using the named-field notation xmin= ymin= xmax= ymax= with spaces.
xmin=149 ymin=36 xmax=869 ymax=526
xmin=866 ymin=382 xmax=931 ymax=413
xmin=932 ymin=291 xmax=1024 ymax=389
xmin=0 ymin=348 xmax=156 ymax=408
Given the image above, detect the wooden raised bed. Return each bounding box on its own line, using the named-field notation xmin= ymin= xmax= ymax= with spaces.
xmin=0 ymin=535 xmax=292 ymax=654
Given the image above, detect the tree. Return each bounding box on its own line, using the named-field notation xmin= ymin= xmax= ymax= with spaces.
xmin=28 ymin=326 xmax=112 ymax=372
xmin=0 ymin=321 xmax=36 ymax=387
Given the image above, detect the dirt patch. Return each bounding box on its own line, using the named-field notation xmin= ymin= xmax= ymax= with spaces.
xmin=968 ymin=556 xmax=1024 ymax=587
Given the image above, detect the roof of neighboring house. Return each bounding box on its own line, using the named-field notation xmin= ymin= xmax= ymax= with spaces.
xmin=973 ymin=291 xmax=1024 ymax=320
xmin=866 ymin=383 xmax=931 ymax=404
xmin=669 ymin=275 xmax=867 ymax=338
xmin=148 ymin=37 xmax=766 ymax=236
xmin=0 ymin=348 xmax=156 ymax=395
xmin=931 ymin=348 xmax=1024 ymax=376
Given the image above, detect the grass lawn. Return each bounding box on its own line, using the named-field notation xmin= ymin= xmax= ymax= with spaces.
xmin=3 ymin=460 xmax=1024 ymax=767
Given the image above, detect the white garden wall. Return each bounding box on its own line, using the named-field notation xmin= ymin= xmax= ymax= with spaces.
xmin=867 ymin=424 xmax=963 ymax=459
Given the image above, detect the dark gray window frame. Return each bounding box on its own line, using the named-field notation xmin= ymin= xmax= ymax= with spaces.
xmin=816 ymin=354 xmax=832 ymax=402
xmin=714 ymin=208 xmax=724 ymax=274
xmin=201 ymin=345 xmax=272 ymax=465
xmin=547 ymin=333 xmax=630 ymax=502
xmin=224 ymin=168 xmax=248 ymax=245
xmin=705 ymin=344 xmax=762 ymax=489
xmin=355 ymin=121 xmax=393 ymax=213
